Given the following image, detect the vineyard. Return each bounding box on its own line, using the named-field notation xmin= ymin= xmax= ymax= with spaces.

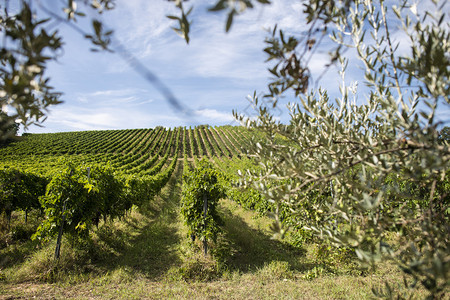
xmin=0 ymin=125 xmax=251 ymax=173
xmin=0 ymin=125 xmax=447 ymax=299
xmin=0 ymin=125 xmax=267 ymax=242
xmin=1 ymin=0 xmax=448 ymax=297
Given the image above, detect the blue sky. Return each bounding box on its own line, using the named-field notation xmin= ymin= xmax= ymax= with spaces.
xmin=21 ymin=0 xmax=337 ymax=133
xmin=20 ymin=0 xmax=449 ymax=133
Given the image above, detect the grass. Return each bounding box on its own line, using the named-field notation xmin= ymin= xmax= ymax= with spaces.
xmin=214 ymin=200 xmax=306 ymax=273
xmin=0 ymin=164 xmax=431 ymax=299
xmin=2 ymin=273 xmax=423 ymax=299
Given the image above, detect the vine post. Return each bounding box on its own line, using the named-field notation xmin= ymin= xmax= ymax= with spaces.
xmin=54 ymin=198 xmax=68 ymax=260
xmin=54 ymin=168 xmax=75 ymax=260
xmin=203 ymin=192 xmax=208 ymax=255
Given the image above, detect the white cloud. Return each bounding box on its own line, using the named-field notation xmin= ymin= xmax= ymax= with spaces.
xmin=39 ymin=104 xmax=173 ymax=132
xmin=40 ymin=106 xmax=236 ymax=132
xmin=179 ymin=1 xmax=306 ymax=80
xmin=195 ymin=109 xmax=235 ymax=123
xmin=35 ymin=0 xmax=435 ymax=134
xmin=105 ymin=0 xmax=178 ymax=58
xmin=44 ymin=106 xmax=120 ymax=131
xmin=101 ymin=0 xmax=308 ymax=81
xmin=75 ymin=88 xmax=154 ymax=107
xmin=89 ymin=89 xmax=140 ymax=97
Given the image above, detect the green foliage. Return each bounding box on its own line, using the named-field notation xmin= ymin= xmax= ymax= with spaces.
xmin=0 ymin=0 xmax=115 ymax=135
xmin=169 ymin=0 xmax=271 ymax=40
xmin=225 ymin=0 xmax=450 ymax=298
xmin=0 ymin=1 xmax=63 ymax=131
xmin=181 ymin=158 xmax=226 ymax=244
xmin=215 ymin=157 xmax=265 ymax=212
xmin=0 ymin=168 xmax=47 ymax=224
xmin=0 ymin=112 xmax=19 ymax=143
xmin=438 ymin=126 xmax=450 ymax=143
xmin=227 ymin=187 xmax=264 ymax=211
xmin=0 ymin=126 xmax=244 ymax=268
xmin=121 ymin=174 xmax=146 ymax=208
xmin=167 ymin=0 xmax=193 ymax=44
xmin=33 ymin=162 xmax=126 ymax=242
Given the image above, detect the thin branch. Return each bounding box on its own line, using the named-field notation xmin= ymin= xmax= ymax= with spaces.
xmin=288 ymin=144 xmax=435 ymax=195
xmin=113 ymin=42 xmax=193 ymax=116
xmin=428 ymin=179 xmax=436 ymax=224
xmin=380 ymin=0 xmax=403 ymax=101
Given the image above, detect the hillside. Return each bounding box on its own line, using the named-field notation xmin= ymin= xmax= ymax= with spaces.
xmin=0 ymin=126 xmax=253 ymax=173
xmin=0 ymin=125 xmax=427 ymax=299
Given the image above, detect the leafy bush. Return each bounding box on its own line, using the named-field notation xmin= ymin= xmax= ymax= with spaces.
xmin=181 ymin=158 xmax=226 ymax=248
xmin=33 ymin=163 xmax=126 ymax=242
xmin=0 ymin=168 xmax=47 ymax=225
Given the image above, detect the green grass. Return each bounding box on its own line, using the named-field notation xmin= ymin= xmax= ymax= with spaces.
xmin=0 ymin=164 xmax=429 ymax=299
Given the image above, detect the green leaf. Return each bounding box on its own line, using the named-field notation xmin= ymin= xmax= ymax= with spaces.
xmin=209 ymin=1 xmax=227 ymax=12
xmin=226 ymin=11 xmax=235 ymax=32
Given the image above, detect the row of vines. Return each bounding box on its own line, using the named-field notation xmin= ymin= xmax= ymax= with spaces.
xmin=0 ymin=126 xmax=249 ymax=158
xmin=0 ymin=126 xmax=256 ymax=250
xmin=6 ymin=122 xmax=440 ymax=289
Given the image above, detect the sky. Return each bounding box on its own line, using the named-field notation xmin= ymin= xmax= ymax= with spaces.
xmin=16 ymin=0 xmax=450 ymax=133
xmin=19 ymin=0 xmax=335 ymax=133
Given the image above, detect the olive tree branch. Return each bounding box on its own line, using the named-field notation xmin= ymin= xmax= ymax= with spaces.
xmin=286 ymin=143 xmax=446 ymax=195
xmin=380 ymin=0 xmax=403 ymax=101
